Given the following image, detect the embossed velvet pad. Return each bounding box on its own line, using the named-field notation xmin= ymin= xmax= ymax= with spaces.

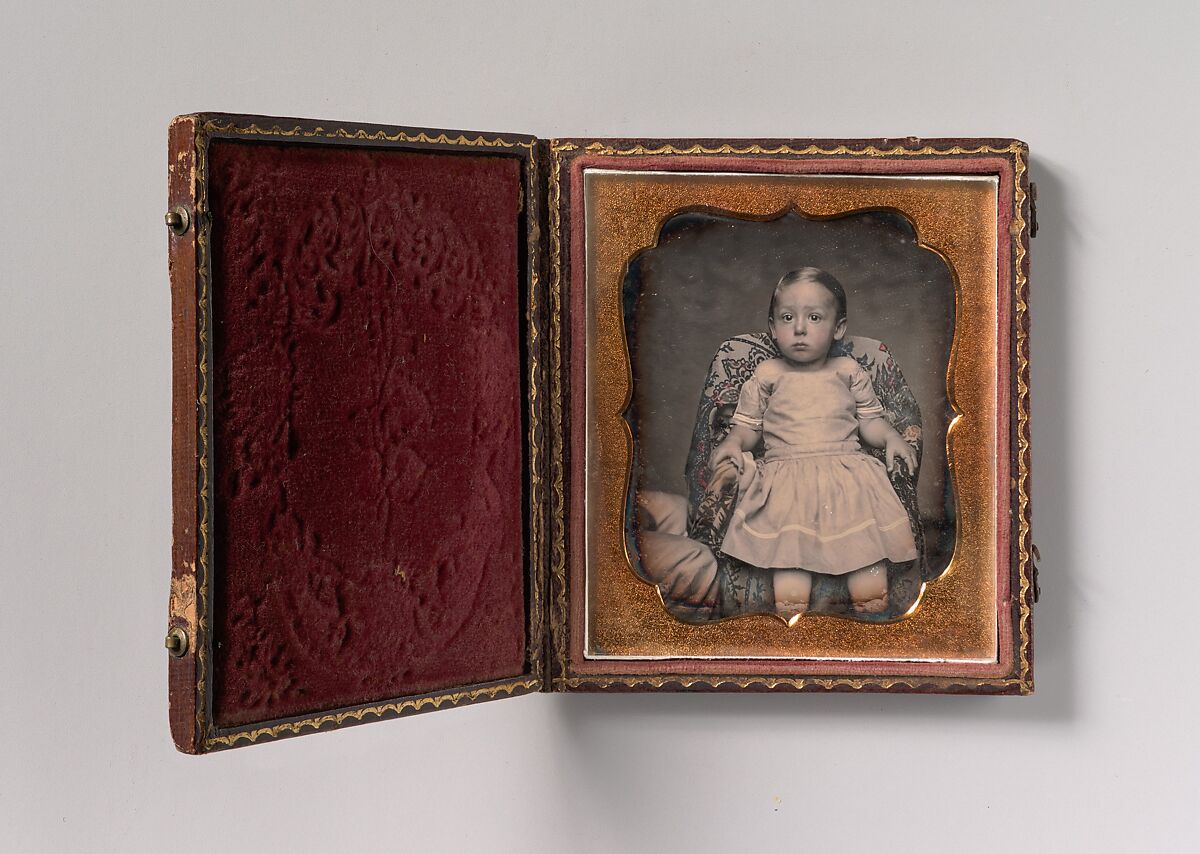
xmin=208 ymin=139 xmax=526 ymax=727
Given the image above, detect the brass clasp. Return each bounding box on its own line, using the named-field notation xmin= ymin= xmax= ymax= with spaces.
xmin=165 ymin=206 xmax=191 ymax=236
xmin=1028 ymin=182 xmax=1039 ymax=239
xmin=165 ymin=626 xmax=189 ymax=657
xmin=1031 ymin=543 xmax=1041 ymax=603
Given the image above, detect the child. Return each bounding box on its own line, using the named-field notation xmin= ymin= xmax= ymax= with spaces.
xmin=709 ymin=268 xmax=918 ymax=622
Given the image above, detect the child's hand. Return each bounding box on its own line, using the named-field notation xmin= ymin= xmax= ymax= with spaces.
xmin=884 ymin=435 xmax=917 ymax=475
xmin=709 ymin=440 xmax=740 ymax=473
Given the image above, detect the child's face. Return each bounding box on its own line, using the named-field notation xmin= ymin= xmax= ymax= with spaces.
xmin=769 ymin=280 xmax=847 ymax=366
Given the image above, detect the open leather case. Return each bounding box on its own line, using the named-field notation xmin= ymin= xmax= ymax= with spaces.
xmin=167 ymin=113 xmax=1036 ymax=752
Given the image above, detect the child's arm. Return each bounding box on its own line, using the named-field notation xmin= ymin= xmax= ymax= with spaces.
xmin=709 ymin=360 xmax=774 ymax=473
xmin=859 ymin=417 xmax=917 ymax=475
xmin=709 ymin=424 xmax=759 ymax=472
xmin=844 ymin=358 xmax=917 ymax=475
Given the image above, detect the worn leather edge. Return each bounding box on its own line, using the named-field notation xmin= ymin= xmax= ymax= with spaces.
xmin=167 ymin=114 xmax=201 ymax=752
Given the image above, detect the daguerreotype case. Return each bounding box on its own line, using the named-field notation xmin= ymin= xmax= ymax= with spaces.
xmin=167 ymin=113 xmax=1036 ymax=752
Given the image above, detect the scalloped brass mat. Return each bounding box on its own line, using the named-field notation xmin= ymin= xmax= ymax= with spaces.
xmin=580 ymin=169 xmax=1001 ymax=663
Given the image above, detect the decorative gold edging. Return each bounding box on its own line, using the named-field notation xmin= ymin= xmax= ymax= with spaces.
xmin=1012 ymin=149 xmax=1033 ymax=694
xmin=546 ymin=138 xmax=1032 ymax=693
xmin=193 ymin=123 xmax=214 ymax=743
xmin=190 ymin=115 xmax=549 ymax=748
xmin=201 ymin=118 xmax=536 ymax=150
xmin=548 ymin=142 xmax=573 ymax=686
xmin=561 ymin=675 xmax=1024 ymax=692
xmin=571 ymin=140 xmax=1025 ymax=158
xmin=524 ymin=143 xmax=546 ymax=683
xmin=204 ymin=678 xmax=541 ymax=749
xmin=527 ymin=266 xmax=545 ymax=678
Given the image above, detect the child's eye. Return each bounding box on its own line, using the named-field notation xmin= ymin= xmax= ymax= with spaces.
xmin=781 ymin=313 xmax=793 ymax=322
xmin=809 ymin=314 xmax=822 ymax=322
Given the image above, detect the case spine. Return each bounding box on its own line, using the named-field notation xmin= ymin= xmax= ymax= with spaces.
xmin=166 ymin=114 xmax=201 ymax=753
xmin=534 ymin=138 xmax=557 ymax=691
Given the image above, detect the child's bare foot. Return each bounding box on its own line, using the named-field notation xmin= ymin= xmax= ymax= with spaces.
xmin=848 ymin=563 xmax=889 ymax=614
xmin=773 ymin=569 xmax=812 ymax=625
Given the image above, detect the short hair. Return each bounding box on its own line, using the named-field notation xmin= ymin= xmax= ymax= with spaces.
xmin=769 ymin=267 xmax=848 ymax=321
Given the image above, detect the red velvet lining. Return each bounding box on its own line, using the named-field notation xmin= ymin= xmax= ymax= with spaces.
xmin=208 ymin=139 xmax=527 ymax=727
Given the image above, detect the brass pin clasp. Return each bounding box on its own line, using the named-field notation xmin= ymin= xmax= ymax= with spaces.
xmin=1028 ymin=182 xmax=1039 ymax=239
xmin=165 ymin=206 xmax=191 ymax=236
xmin=165 ymin=626 xmax=189 ymax=657
xmin=1031 ymin=543 xmax=1042 ymax=603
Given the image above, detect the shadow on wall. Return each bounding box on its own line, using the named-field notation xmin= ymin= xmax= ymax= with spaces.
xmin=624 ymin=208 xmax=957 ymax=570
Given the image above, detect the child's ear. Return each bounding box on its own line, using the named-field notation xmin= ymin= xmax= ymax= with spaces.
xmin=834 ymin=316 xmax=848 ymax=340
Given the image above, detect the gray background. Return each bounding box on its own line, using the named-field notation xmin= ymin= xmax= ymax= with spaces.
xmin=3 ymin=1 xmax=1196 ymax=851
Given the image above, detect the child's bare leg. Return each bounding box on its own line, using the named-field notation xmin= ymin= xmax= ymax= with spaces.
xmin=847 ymin=563 xmax=889 ymax=614
xmin=773 ymin=569 xmax=812 ymax=624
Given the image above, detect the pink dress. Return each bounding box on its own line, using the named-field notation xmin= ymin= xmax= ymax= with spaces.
xmin=720 ymin=357 xmax=918 ymax=575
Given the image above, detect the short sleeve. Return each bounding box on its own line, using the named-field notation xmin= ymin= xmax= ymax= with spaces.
xmin=729 ymin=364 xmax=773 ymax=430
xmin=847 ymin=362 xmax=886 ymax=421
